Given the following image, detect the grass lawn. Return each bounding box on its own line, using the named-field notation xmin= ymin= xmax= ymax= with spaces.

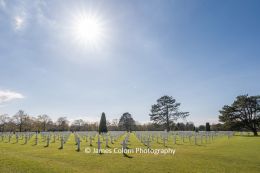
xmin=0 ymin=133 xmax=259 ymax=173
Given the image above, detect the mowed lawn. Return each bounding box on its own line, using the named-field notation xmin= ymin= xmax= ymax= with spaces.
xmin=0 ymin=133 xmax=259 ymax=173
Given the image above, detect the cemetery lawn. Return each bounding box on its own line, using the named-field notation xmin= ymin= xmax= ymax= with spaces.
xmin=0 ymin=133 xmax=260 ymax=173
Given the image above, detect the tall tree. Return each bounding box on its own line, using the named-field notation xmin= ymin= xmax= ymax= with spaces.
xmin=149 ymin=95 xmax=189 ymax=132
xmin=99 ymin=112 xmax=108 ymax=133
xmin=119 ymin=112 xmax=135 ymax=132
xmin=56 ymin=117 xmax=69 ymax=131
xmin=219 ymin=95 xmax=260 ymax=136
xmin=206 ymin=122 xmax=211 ymax=131
xmin=37 ymin=114 xmax=51 ymax=131
xmin=13 ymin=110 xmax=28 ymax=132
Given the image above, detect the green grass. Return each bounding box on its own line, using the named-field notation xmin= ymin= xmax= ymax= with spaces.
xmin=0 ymin=133 xmax=259 ymax=173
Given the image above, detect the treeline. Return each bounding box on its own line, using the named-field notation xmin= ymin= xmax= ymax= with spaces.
xmin=0 ymin=110 xmax=162 ymax=132
xmin=0 ymin=110 xmax=230 ymax=132
xmin=0 ymin=110 xmax=97 ymax=132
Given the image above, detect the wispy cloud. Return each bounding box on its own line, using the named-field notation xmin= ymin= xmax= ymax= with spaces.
xmin=0 ymin=0 xmax=6 ymax=9
xmin=1 ymin=0 xmax=55 ymax=32
xmin=0 ymin=90 xmax=24 ymax=104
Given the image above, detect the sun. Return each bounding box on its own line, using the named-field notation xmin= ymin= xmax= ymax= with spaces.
xmin=75 ymin=18 xmax=100 ymax=41
xmin=71 ymin=12 xmax=105 ymax=48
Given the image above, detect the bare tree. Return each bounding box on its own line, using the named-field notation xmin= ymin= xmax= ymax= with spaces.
xmin=0 ymin=114 xmax=9 ymax=132
xmin=71 ymin=119 xmax=85 ymax=131
xmin=56 ymin=117 xmax=69 ymax=131
xmin=13 ymin=110 xmax=28 ymax=132
xmin=37 ymin=114 xmax=51 ymax=131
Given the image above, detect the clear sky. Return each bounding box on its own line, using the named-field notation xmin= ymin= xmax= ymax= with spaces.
xmin=0 ymin=0 xmax=259 ymax=125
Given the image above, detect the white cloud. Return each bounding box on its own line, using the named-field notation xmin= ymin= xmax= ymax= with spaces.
xmin=0 ymin=90 xmax=24 ymax=104
xmin=14 ymin=15 xmax=24 ymax=30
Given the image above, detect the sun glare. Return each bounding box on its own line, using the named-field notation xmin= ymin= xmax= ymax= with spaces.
xmin=71 ymin=12 xmax=105 ymax=48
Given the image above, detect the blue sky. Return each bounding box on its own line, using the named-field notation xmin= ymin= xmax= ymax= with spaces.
xmin=0 ymin=0 xmax=259 ymax=125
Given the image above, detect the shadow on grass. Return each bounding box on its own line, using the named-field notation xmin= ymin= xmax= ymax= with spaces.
xmin=238 ymin=135 xmax=260 ymax=137
xmin=123 ymin=153 xmax=133 ymax=158
xmin=194 ymin=144 xmax=207 ymax=147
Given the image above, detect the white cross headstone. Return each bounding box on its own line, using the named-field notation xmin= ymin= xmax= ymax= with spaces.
xmin=105 ymin=135 xmax=109 ymax=147
xmin=53 ymin=135 xmax=56 ymax=143
xmin=24 ymin=135 xmax=28 ymax=144
xmin=8 ymin=134 xmax=11 ymax=143
xmin=60 ymin=136 xmax=64 ymax=149
xmin=121 ymin=140 xmax=127 ymax=154
xmin=16 ymin=134 xmax=19 ymax=143
xmin=35 ymin=132 xmax=38 ymax=145
xmin=146 ymin=138 xmax=151 ymax=149
xmin=96 ymin=136 xmax=102 ymax=154
xmin=46 ymin=135 xmax=50 ymax=147
xmin=163 ymin=137 xmax=167 ymax=147
xmin=89 ymin=136 xmax=93 ymax=146
xmin=110 ymin=135 xmax=113 ymax=144
xmin=77 ymin=137 xmax=80 ymax=151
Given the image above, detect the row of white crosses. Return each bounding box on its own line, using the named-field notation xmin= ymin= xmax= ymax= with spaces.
xmin=74 ymin=132 xmax=129 ymax=154
xmin=238 ymin=131 xmax=252 ymax=136
xmin=136 ymin=132 xmax=153 ymax=149
xmin=0 ymin=132 xmax=35 ymax=144
xmin=73 ymin=131 xmax=126 ymax=152
xmin=0 ymin=131 xmax=235 ymax=151
xmin=135 ymin=131 xmax=235 ymax=147
xmin=136 ymin=131 xmax=167 ymax=148
xmin=121 ymin=132 xmax=130 ymax=154
xmin=36 ymin=132 xmax=71 ymax=149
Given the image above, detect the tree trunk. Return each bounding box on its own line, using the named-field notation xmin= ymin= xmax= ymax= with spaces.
xmin=166 ymin=106 xmax=170 ymax=132
xmin=252 ymin=128 xmax=258 ymax=136
xmin=166 ymin=125 xmax=170 ymax=132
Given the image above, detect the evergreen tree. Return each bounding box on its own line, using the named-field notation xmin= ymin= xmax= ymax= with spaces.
xmin=149 ymin=95 xmax=189 ymax=132
xmin=219 ymin=95 xmax=260 ymax=136
xmin=119 ymin=112 xmax=135 ymax=132
xmin=99 ymin=112 xmax=108 ymax=133
xmin=206 ymin=122 xmax=211 ymax=131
